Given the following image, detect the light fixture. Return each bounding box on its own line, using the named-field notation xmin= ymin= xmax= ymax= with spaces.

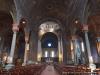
xmin=75 ymin=20 xmax=78 ymax=24
xmin=22 ymin=21 xmax=26 ymax=24
xmin=48 ymin=43 xmax=51 ymax=47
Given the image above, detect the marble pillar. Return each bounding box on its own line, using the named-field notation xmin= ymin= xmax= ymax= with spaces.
xmin=58 ymin=36 xmax=63 ymax=63
xmin=60 ymin=36 xmax=63 ymax=62
xmin=58 ymin=37 xmax=61 ymax=62
xmin=23 ymin=33 xmax=29 ymax=66
xmin=29 ymin=31 xmax=38 ymax=62
xmin=23 ymin=42 xmax=29 ymax=65
xmin=8 ymin=23 xmax=19 ymax=64
xmin=37 ymin=39 xmax=42 ymax=62
xmin=83 ymin=25 xmax=96 ymax=71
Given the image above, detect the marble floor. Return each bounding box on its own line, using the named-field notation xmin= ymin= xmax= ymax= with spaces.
xmin=41 ymin=65 xmax=60 ymax=75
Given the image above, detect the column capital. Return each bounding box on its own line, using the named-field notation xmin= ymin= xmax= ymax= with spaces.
xmin=71 ymin=35 xmax=77 ymax=40
xmin=25 ymin=36 xmax=29 ymax=43
xmin=12 ymin=23 xmax=19 ymax=32
xmin=82 ymin=24 xmax=88 ymax=31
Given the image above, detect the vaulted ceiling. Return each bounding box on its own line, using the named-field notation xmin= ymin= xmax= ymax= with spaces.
xmin=0 ymin=0 xmax=100 ymax=47
xmin=13 ymin=0 xmax=100 ymax=32
xmin=0 ymin=0 xmax=99 ymax=30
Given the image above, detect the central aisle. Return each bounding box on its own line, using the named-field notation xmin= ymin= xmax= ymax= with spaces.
xmin=41 ymin=64 xmax=60 ymax=75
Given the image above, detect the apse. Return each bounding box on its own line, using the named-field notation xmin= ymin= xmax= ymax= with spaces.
xmin=41 ymin=32 xmax=58 ymax=62
xmin=41 ymin=32 xmax=58 ymax=48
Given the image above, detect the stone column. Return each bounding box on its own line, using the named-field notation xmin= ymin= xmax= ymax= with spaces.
xmin=60 ymin=36 xmax=63 ymax=62
xmin=62 ymin=35 xmax=68 ymax=64
xmin=81 ymin=41 xmax=86 ymax=64
xmin=29 ymin=31 xmax=38 ymax=62
xmin=83 ymin=25 xmax=96 ymax=71
xmin=58 ymin=37 xmax=63 ymax=63
xmin=72 ymin=36 xmax=78 ymax=65
xmin=70 ymin=40 xmax=74 ymax=63
xmin=23 ymin=33 xmax=29 ymax=66
xmin=58 ymin=37 xmax=61 ymax=62
xmin=37 ymin=39 xmax=42 ymax=62
xmin=8 ymin=23 xmax=19 ymax=64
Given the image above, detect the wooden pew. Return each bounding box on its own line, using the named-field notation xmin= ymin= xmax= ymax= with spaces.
xmin=0 ymin=64 xmax=46 ymax=75
xmin=54 ymin=64 xmax=98 ymax=75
